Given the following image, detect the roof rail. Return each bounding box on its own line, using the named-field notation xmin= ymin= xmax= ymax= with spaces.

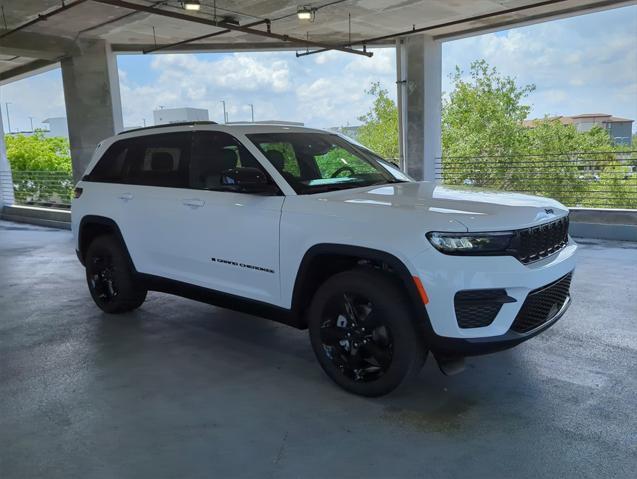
xmin=118 ymin=121 xmax=218 ymax=135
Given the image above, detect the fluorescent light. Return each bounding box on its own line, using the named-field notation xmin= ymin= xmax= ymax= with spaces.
xmin=297 ymin=6 xmax=314 ymax=21
xmin=184 ymin=0 xmax=201 ymax=11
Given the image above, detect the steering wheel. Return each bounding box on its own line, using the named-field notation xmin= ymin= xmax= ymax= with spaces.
xmin=330 ymin=166 xmax=355 ymax=178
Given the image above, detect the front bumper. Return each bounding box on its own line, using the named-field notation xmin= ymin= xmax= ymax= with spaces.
xmin=409 ymin=239 xmax=577 ymax=355
xmin=428 ymin=294 xmax=571 ymax=356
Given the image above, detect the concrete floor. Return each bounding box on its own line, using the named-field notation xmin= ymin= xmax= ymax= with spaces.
xmin=1 ymin=220 xmax=636 ymax=479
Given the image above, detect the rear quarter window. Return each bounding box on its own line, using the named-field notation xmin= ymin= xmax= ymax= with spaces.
xmin=86 ymin=141 xmax=129 ymax=183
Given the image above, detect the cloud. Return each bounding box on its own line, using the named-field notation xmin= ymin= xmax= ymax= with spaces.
xmin=0 ymin=69 xmax=66 ymax=133
xmin=443 ymin=5 xmax=637 ymax=127
xmin=118 ymin=48 xmax=395 ymax=128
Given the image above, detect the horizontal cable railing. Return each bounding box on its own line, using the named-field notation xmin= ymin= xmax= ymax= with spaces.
xmin=435 ymin=151 xmax=637 ymax=209
xmin=0 ymin=170 xmax=74 ymax=209
xmin=2 ymin=151 xmax=636 ymax=211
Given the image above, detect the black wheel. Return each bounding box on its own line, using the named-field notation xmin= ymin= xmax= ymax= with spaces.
xmin=85 ymin=235 xmax=147 ymax=314
xmin=308 ymin=268 xmax=426 ymax=397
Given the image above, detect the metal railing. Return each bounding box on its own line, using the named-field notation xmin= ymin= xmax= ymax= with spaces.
xmin=1 ymin=170 xmax=74 ymax=209
xmin=2 ymin=151 xmax=636 ymax=211
xmin=436 ymin=151 xmax=637 ymax=209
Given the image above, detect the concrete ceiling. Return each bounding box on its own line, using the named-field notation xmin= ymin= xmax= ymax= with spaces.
xmin=0 ymin=0 xmax=632 ymax=82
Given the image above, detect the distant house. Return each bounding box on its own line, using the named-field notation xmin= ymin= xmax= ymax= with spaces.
xmin=523 ymin=113 xmax=634 ymax=145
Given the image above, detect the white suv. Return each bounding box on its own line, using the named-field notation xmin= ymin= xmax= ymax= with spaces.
xmin=72 ymin=122 xmax=576 ymax=396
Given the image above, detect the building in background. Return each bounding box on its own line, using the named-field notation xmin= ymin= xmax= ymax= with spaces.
xmin=42 ymin=117 xmax=69 ymax=138
xmin=523 ymin=113 xmax=634 ymax=145
xmin=153 ymin=107 xmax=209 ymax=125
xmin=4 ymin=117 xmax=69 ymax=139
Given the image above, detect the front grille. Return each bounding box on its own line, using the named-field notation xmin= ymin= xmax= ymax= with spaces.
xmin=511 ymin=272 xmax=573 ymax=333
xmin=513 ymin=216 xmax=569 ymax=264
xmin=455 ymin=289 xmax=509 ymax=328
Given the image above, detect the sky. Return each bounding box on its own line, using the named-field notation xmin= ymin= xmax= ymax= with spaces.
xmin=1 ymin=4 xmax=636 ymax=133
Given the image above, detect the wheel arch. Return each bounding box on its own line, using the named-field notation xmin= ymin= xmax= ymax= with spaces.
xmin=291 ymin=244 xmax=431 ymax=333
xmin=77 ymin=215 xmax=135 ymax=270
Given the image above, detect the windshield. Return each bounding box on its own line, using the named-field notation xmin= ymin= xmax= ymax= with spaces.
xmin=247 ymin=132 xmax=410 ymax=194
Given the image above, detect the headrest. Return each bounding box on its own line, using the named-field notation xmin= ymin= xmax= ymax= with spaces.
xmin=219 ymin=149 xmax=238 ymax=170
xmin=151 ymin=152 xmax=173 ymax=171
xmin=265 ymin=150 xmax=285 ymax=171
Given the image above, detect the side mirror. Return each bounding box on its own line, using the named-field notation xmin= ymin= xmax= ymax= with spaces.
xmin=220 ymin=167 xmax=277 ymax=194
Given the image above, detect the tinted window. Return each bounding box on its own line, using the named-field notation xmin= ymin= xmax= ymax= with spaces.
xmin=87 ymin=141 xmax=129 ymax=183
xmin=87 ymin=133 xmax=192 ymax=188
xmin=122 ymin=133 xmax=191 ymax=188
xmin=190 ymin=131 xmax=267 ymax=190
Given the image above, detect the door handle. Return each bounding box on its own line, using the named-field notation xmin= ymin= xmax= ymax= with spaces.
xmin=118 ymin=193 xmax=133 ymax=202
xmin=182 ymin=198 xmax=205 ymax=208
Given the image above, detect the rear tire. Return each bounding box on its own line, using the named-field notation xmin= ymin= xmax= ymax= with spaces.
xmin=308 ymin=268 xmax=425 ymax=397
xmin=85 ymin=235 xmax=147 ymax=314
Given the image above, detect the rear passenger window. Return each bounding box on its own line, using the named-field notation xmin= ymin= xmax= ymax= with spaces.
xmin=87 ymin=142 xmax=129 ymax=183
xmin=87 ymin=132 xmax=191 ymax=188
xmin=122 ymin=133 xmax=191 ymax=188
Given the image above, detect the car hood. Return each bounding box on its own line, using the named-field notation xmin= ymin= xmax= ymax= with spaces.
xmin=313 ymin=181 xmax=569 ymax=231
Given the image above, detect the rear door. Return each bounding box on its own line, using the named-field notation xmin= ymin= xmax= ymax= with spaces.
xmin=115 ymin=131 xmax=195 ymax=279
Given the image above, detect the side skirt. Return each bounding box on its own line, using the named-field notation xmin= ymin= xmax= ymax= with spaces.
xmin=137 ymin=273 xmax=305 ymax=329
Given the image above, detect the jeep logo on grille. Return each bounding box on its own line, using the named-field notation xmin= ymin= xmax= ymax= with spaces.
xmin=545 ymin=208 xmax=554 ymax=215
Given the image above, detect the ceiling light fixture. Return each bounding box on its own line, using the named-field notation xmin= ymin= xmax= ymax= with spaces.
xmin=183 ymin=0 xmax=201 ymax=11
xmin=297 ymin=6 xmax=315 ymax=21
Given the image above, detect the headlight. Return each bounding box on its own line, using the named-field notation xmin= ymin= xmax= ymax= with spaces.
xmin=426 ymin=231 xmax=514 ymax=255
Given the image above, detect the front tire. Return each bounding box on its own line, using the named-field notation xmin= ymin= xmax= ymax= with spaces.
xmin=308 ymin=268 xmax=425 ymax=397
xmin=85 ymin=235 xmax=147 ymax=314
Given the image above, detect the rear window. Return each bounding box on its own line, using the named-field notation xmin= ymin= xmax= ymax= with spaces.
xmin=86 ymin=132 xmax=191 ymax=188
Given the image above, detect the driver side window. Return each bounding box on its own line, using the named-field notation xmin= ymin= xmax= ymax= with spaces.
xmin=190 ymin=131 xmax=265 ymax=191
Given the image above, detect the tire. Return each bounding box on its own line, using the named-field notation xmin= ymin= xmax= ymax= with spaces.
xmin=85 ymin=235 xmax=147 ymax=314
xmin=308 ymin=268 xmax=426 ymax=397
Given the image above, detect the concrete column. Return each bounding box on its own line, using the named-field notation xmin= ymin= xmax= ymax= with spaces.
xmin=396 ymin=35 xmax=442 ymax=181
xmin=0 ymin=108 xmax=15 ymax=207
xmin=61 ymin=39 xmax=123 ymax=182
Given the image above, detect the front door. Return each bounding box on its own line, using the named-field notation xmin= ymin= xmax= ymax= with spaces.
xmin=175 ymin=130 xmax=284 ymax=305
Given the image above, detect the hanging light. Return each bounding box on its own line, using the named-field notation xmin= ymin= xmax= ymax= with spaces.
xmin=297 ymin=6 xmax=315 ymax=21
xmin=183 ymin=0 xmax=201 ymax=11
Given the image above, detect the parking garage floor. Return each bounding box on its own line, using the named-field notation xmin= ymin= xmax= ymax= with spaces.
xmin=1 ymin=220 xmax=636 ymax=479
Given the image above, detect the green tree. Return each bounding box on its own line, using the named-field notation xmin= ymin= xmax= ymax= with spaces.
xmin=439 ymin=59 xmax=634 ymax=208
xmin=442 ymin=59 xmax=535 ymax=159
xmin=357 ymin=82 xmax=399 ymax=160
xmin=5 ymin=131 xmax=71 ymax=172
xmin=441 ymin=60 xmax=536 ymax=188
xmin=515 ymin=120 xmax=615 ymax=205
xmin=4 ymin=132 xmax=73 ymax=207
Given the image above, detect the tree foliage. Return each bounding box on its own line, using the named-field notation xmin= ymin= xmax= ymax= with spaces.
xmin=442 ymin=60 xmax=534 ymax=159
xmin=356 ymin=82 xmax=399 ymax=159
xmin=5 ymin=131 xmax=71 ymax=172
xmin=355 ymin=61 xmax=634 ymax=208
xmin=4 ymin=132 xmax=73 ymax=208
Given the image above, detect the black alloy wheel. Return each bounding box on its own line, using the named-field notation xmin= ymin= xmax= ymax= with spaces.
xmin=308 ymin=268 xmax=426 ymax=397
xmin=319 ymin=292 xmax=394 ymax=383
